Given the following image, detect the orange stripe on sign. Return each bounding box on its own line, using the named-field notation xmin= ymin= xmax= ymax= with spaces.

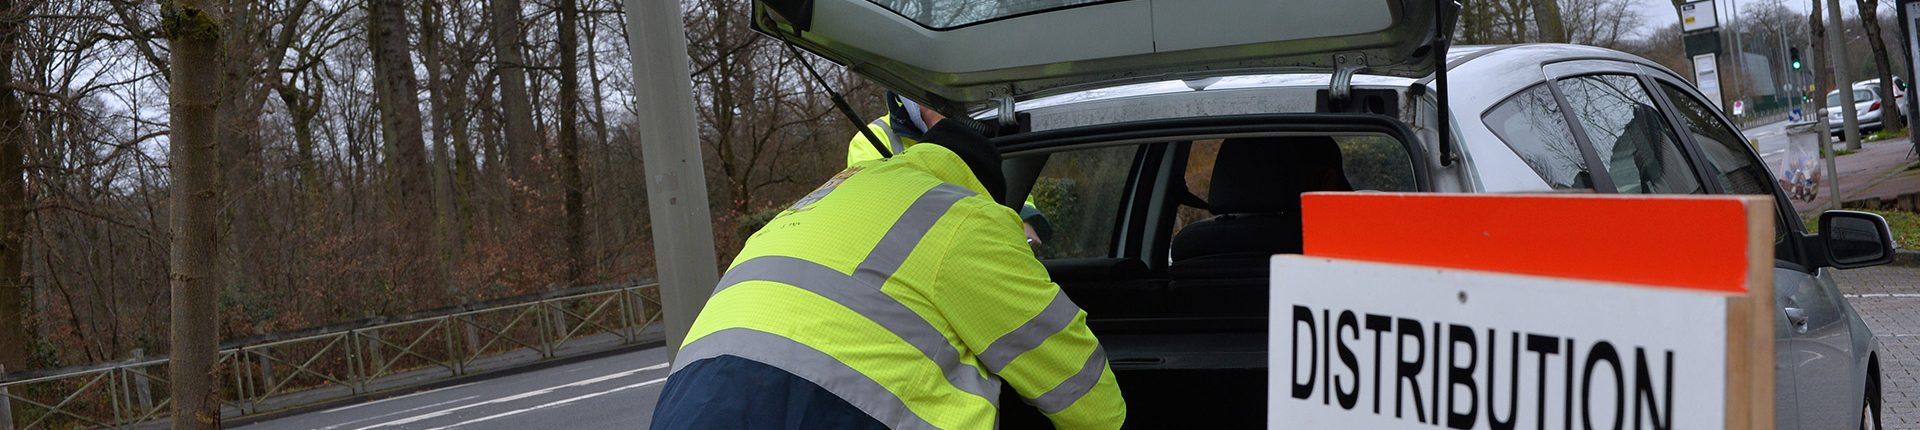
xmin=1301 ymin=193 xmax=1758 ymax=292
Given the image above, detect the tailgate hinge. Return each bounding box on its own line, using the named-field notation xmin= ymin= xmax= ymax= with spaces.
xmin=1328 ymin=53 xmax=1369 ymax=106
xmin=996 ymin=96 xmax=1018 ymax=128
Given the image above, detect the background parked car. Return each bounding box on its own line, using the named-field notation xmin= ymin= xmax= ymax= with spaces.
xmin=1825 ymin=78 xmax=1908 ymax=135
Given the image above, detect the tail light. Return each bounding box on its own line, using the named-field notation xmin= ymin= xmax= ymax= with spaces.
xmin=1871 ymin=101 xmax=1881 ymax=112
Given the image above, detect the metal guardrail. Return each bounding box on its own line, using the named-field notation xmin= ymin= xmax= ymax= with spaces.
xmin=0 ymin=282 xmax=664 ymax=429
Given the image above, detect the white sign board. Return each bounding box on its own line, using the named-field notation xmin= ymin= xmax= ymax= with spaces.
xmin=1694 ymin=54 xmax=1724 ymax=108
xmin=1681 ymin=0 xmax=1718 ymax=32
xmin=1733 ymin=100 xmax=1745 ymax=115
xmin=1269 ymin=257 xmax=1727 ymax=429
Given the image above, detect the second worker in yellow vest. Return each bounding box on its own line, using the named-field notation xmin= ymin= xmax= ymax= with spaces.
xmin=652 ymin=108 xmax=1126 ymax=429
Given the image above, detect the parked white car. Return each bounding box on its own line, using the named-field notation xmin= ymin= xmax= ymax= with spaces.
xmin=1825 ymin=78 xmax=1908 ymax=135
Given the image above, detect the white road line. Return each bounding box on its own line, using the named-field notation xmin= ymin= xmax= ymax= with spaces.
xmin=316 ymin=396 xmax=481 ymax=430
xmin=352 ymin=362 xmax=669 ymax=430
xmin=1844 ymin=293 xmax=1920 ymax=298
xmin=423 ymin=377 xmax=668 ymax=430
xmin=318 ymin=381 xmax=483 ymax=414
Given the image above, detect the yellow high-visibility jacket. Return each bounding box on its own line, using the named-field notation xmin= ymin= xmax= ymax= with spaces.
xmin=676 ymin=141 xmax=1125 ymax=430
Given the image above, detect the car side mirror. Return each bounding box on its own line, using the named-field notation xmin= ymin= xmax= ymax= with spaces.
xmin=1815 ymin=210 xmax=1898 ymax=269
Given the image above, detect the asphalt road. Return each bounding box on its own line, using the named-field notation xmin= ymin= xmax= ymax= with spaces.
xmin=236 ymin=347 xmax=672 ymax=430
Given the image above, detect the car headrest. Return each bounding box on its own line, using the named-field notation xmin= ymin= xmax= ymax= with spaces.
xmin=1207 ymin=136 xmax=1352 ymax=215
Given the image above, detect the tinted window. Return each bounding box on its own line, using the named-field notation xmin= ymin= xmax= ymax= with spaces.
xmin=1658 ymin=82 xmax=1794 ymax=248
xmin=1657 ymin=83 xmax=1773 ymax=195
xmin=1031 ymin=144 xmax=1137 ymax=259
xmin=1826 ymin=89 xmax=1875 ymax=106
xmin=1556 ymin=75 xmax=1704 ymax=194
xmin=1483 ymin=84 xmax=1592 ymax=191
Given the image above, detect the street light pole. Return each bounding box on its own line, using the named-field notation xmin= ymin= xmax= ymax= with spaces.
xmin=620 ymin=0 xmax=720 ymax=361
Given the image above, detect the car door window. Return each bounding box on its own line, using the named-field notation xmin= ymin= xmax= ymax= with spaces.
xmin=1657 ymin=83 xmax=1776 ymax=196
xmin=1656 ymin=82 xmax=1795 ymax=250
xmin=1031 ymin=144 xmax=1138 ymax=259
xmin=1482 ymin=84 xmax=1593 ymax=191
xmin=1555 ymin=75 xmax=1705 ymax=195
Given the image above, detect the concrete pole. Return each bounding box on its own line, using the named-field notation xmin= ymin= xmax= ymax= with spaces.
xmin=620 ymin=0 xmax=719 ymax=362
xmin=1829 ymin=0 xmax=1865 ymax=150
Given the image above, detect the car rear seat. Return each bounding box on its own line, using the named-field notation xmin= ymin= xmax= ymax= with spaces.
xmin=1167 ymin=137 xmax=1351 ymax=315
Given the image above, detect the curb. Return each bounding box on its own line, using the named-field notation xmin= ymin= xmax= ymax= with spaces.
xmin=1896 ymin=250 xmax=1920 ymax=268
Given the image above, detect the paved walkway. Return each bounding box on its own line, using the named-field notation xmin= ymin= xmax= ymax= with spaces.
xmin=1790 ymin=136 xmax=1920 ymax=214
xmin=1834 ymin=264 xmax=1920 ymax=427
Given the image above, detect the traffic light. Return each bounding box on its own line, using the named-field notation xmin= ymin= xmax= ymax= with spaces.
xmin=1790 ymin=47 xmax=1803 ymax=70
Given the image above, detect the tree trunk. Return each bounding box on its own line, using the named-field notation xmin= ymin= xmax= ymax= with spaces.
xmin=369 ymin=0 xmax=442 ymax=290
xmin=1530 ymin=0 xmax=1568 ymax=43
xmin=559 ymin=0 xmax=586 ymax=283
xmin=0 ymin=0 xmax=32 ymax=371
xmin=490 ymin=0 xmax=537 ymax=181
xmin=275 ymin=71 xmax=324 ymax=198
xmin=1813 ymin=0 xmax=1834 ymax=135
xmin=1855 ymin=0 xmax=1906 ymax=131
xmin=420 ymin=0 xmax=459 ymax=287
xmin=216 ymin=0 xmax=265 ymax=309
xmin=162 ymin=1 xmax=223 ymax=428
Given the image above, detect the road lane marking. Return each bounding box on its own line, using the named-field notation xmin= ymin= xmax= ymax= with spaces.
xmin=352 ymin=362 xmax=669 ymax=430
xmin=318 ymin=381 xmax=483 ymax=415
xmin=422 ymin=377 xmax=669 ymax=430
xmin=316 ymin=396 xmax=481 ymax=430
xmin=1844 ymin=293 xmax=1920 ymax=298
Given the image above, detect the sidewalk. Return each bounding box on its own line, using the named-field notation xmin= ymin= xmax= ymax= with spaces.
xmin=1790 ymin=135 xmax=1920 ymax=215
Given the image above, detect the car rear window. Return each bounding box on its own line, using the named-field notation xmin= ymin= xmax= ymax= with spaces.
xmin=1483 ymin=83 xmax=1593 ymax=191
xmin=866 ymin=0 xmax=1115 ymax=29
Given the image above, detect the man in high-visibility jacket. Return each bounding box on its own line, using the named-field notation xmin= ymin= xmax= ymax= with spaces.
xmin=652 ymin=105 xmax=1125 ymax=429
xmin=850 ymin=94 xmax=1052 ymax=249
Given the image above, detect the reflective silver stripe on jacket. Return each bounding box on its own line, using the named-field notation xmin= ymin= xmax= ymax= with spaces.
xmin=676 ymin=328 xmax=940 ymax=430
xmin=974 ymin=289 xmax=1082 ymax=374
xmin=700 ymin=183 xmax=999 ymax=402
xmin=1027 ymin=345 xmax=1109 ymax=414
xmin=869 ymin=118 xmax=904 ymax=155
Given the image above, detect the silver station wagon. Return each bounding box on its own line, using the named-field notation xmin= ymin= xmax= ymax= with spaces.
xmin=752 ymin=0 xmax=1903 ymax=428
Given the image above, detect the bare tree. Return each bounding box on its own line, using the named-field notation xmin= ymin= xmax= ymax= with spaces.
xmin=1854 ymin=0 xmax=1905 ymax=131
xmin=161 ymin=0 xmax=223 ymax=427
xmin=368 ymin=0 xmax=440 ymax=289
xmin=1813 ymin=0 xmax=1832 ymax=122
xmin=557 ymin=0 xmax=586 ymax=282
xmin=0 ymin=0 xmax=32 ymax=370
xmin=490 ymin=0 xmax=537 ymax=181
xmin=1531 ymin=0 xmax=1569 ymax=43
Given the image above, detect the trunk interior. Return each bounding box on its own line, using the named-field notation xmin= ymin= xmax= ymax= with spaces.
xmin=999 ymin=258 xmax=1271 ymax=428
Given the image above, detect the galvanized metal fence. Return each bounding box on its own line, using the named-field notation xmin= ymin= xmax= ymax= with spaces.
xmin=0 ymin=282 xmax=664 ymax=429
